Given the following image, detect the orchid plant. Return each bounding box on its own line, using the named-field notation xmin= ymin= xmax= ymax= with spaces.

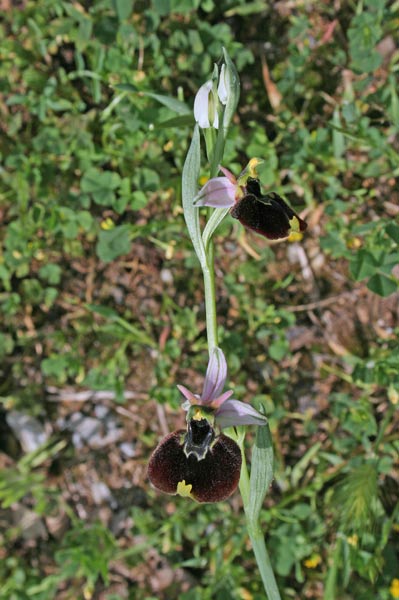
xmin=148 ymin=48 xmax=307 ymax=600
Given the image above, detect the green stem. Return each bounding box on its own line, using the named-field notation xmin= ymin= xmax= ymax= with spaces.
xmin=324 ymin=535 xmax=342 ymax=600
xmin=202 ymin=243 xmax=218 ymax=354
xmin=373 ymin=402 xmax=395 ymax=453
xmin=210 ymin=124 xmax=225 ymax=178
xmin=200 ymin=119 xmax=226 ymax=356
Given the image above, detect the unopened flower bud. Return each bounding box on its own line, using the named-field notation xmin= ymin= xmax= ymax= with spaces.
xmin=220 ymin=47 xmax=240 ymax=130
xmin=194 ymin=80 xmax=219 ymax=129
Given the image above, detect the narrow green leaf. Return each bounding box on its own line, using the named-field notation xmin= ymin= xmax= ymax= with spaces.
xmin=327 ymin=123 xmax=363 ymax=142
xmin=202 ymin=208 xmax=230 ymax=250
xmin=324 ymin=536 xmax=342 ymax=600
xmin=114 ymin=83 xmax=137 ymax=92
xmin=332 ymin=107 xmax=345 ymax=159
xmin=248 ymin=422 xmax=273 ymax=524
xmin=342 ymin=536 xmax=351 ymax=586
xmin=390 ymin=77 xmax=399 ymax=128
xmin=225 ymin=1 xmax=269 ymax=16
xmin=156 ymin=114 xmax=195 ymax=128
xmin=85 ymin=304 xmax=155 ymax=347
xmin=113 ymin=86 xmax=190 ymax=114
xmin=101 ymin=93 xmax=126 ymax=121
xmin=142 ymin=92 xmax=191 ymax=114
xmin=85 ymin=304 xmax=117 ymax=319
xmin=291 ymin=442 xmax=321 ymax=488
xmin=182 ymin=125 xmax=206 ymax=264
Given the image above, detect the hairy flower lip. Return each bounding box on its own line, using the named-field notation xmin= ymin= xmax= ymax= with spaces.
xmin=147 ymin=429 xmax=242 ymax=503
xmin=231 ymin=183 xmax=308 ymax=240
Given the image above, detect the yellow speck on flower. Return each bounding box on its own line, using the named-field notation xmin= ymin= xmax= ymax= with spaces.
xmin=248 ymin=157 xmax=263 ymax=177
xmin=237 ymin=158 xmax=264 ymax=185
xmin=390 ymin=578 xmax=399 ymax=598
xmin=304 ymin=554 xmax=322 ymax=569
xmin=192 ymin=407 xmax=203 ymax=421
xmin=177 ymin=480 xmax=194 ymax=499
xmin=288 ymin=214 xmax=302 ymax=234
xmin=101 ymin=218 xmax=114 ymax=230
xmin=347 ymin=534 xmax=358 ymax=547
xmin=288 ymin=230 xmax=303 ymax=242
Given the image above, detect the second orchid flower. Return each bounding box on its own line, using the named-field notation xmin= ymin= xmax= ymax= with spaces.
xmin=195 ymin=160 xmax=307 ymax=240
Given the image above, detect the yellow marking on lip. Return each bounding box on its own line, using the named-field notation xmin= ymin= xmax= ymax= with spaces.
xmin=288 ymin=215 xmax=301 ymax=233
xmin=176 ymin=480 xmax=194 ymax=499
xmin=288 ymin=230 xmax=303 ymax=242
xmin=192 ymin=407 xmax=204 ymax=420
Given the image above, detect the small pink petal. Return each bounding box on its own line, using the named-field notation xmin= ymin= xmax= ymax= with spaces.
xmin=219 ymin=165 xmax=237 ymax=184
xmin=215 ymin=399 xmax=267 ymax=428
xmin=177 ymin=384 xmax=198 ymax=404
xmin=209 ymin=389 xmax=234 ymax=409
xmin=201 ymin=347 xmax=227 ymax=404
xmin=194 ymin=177 xmax=236 ymax=208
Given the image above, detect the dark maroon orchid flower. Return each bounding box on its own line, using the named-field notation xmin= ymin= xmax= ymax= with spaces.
xmin=148 ymin=348 xmax=266 ymax=503
xmin=194 ymin=162 xmax=307 ymax=240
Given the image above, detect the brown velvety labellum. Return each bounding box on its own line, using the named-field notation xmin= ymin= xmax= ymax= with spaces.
xmin=147 ymin=430 xmax=242 ymax=503
xmin=232 ymin=179 xmax=307 ymax=240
